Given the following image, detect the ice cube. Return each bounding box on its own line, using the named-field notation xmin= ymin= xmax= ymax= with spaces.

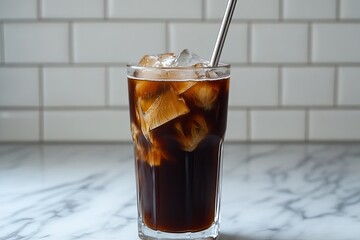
xmin=206 ymin=70 xmax=219 ymax=79
xmin=135 ymin=81 xmax=166 ymax=129
xmin=131 ymin=122 xmax=151 ymax=162
xmin=137 ymin=100 xmax=152 ymax=142
xmin=136 ymin=53 xmax=176 ymax=79
xmin=142 ymin=87 xmax=190 ymax=131
xmin=139 ymin=53 xmax=176 ymax=67
xmin=131 ymin=122 xmax=140 ymax=142
xmin=184 ymin=82 xmax=219 ymax=110
xmin=174 ymin=114 xmax=209 ymax=152
xmin=166 ymin=69 xmax=198 ymax=80
xmin=158 ymin=53 xmax=176 ymax=67
xmin=146 ymin=147 xmax=163 ymax=166
xmin=132 ymin=120 xmax=164 ymax=166
xmin=171 ymin=81 xmax=196 ymax=95
xmin=139 ymin=54 xmax=162 ymax=67
xmin=134 ymin=68 xmax=164 ymax=79
xmin=135 ymin=81 xmax=166 ymax=101
xmin=171 ymin=49 xmax=210 ymax=67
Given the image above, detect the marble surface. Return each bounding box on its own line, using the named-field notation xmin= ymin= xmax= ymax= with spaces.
xmin=0 ymin=143 xmax=360 ymax=240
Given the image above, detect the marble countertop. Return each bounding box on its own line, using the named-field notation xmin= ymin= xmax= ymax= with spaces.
xmin=0 ymin=143 xmax=359 ymax=240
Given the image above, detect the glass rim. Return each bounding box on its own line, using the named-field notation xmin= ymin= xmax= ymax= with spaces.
xmin=127 ymin=62 xmax=231 ymax=71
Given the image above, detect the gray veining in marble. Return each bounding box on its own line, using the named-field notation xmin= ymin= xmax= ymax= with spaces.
xmin=0 ymin=143 xmax=359 ymax=240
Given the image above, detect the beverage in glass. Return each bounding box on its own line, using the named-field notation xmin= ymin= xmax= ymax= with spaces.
xmin=127 ymin=50 xmax=230 ymax=240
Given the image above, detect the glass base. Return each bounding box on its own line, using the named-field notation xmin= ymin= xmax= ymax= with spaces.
xmin=138 ymin=220 xmax=219 ymax=240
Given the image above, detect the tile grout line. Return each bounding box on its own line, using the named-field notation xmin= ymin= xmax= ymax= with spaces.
xmin=37 ymin=0 xmax=42 ymax=19
xmin=69 ymin=22 xmax=73 ymax=64
xmin=334 ymin=66 xmax=339 ymax=106
xmin=0 ymin=23 xmax=4 ymax=63
xmin=279 ymin=0 xmax=283 ymax=21
xmin=247 ymin=109 xmax=251 ymax=142
xmin=105 ymin=66 xmax=110 ymax=106
xmin=278 ymin=66 xmax=282 ymax=106
xmin=336 ymin=0 xmax=341 ymax=20
xmin=202 ymin=0 xmax=206 ymax=21
xmin=104 ymin=0 xmax=108 ymax=20
xmin=247 ymin=22 xmax=252 ymax=64
xmin=307 ymin=23 xmax=312 ymax=64
xmin=1 ymin=19 xmax=360 ymax=24
xmin=39 ymin=67 xmax=44 ymax=142
xmin=305 ymin=110 xmax=309 ymax=141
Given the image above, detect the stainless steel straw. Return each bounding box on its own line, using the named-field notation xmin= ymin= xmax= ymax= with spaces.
xmin=210 ymin=0 xmax=238 ymax=67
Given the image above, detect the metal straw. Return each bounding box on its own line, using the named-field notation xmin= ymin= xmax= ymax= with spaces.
xmin=210 ymin=0 xmax=238 ymax=67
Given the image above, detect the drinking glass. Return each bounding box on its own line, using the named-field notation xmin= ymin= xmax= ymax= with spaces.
xmin=127 ymin=64 xmax=230 ymax=240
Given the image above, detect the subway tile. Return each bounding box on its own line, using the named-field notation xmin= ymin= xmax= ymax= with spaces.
xmin=309 ymin=110 xmax=360 ymax=140
xmin=169 ymin=23 xmax=247 ymax=63
xmin=109 ymin=67 xmax=128 ymax=106
xmin=252 ymin=24 xmax=308 ymax=63
xmin=225 ymin=110 xmax=247 ymax=141
xmin=251 ymin=110 xmax=305 ymax=141
xmin=0 ymin=68 xmax=39 ymax=106
xmin=312 ymin=24 xmax=360 ymax=63
xmin=230 ymin=67 xmax=278 ymax=106
xmin=338 ymin=67 xmax=360 ymax=105
xmin=206 ymin=0 xmax=279 ymax=19
xmin=44 ymin=110 xmax=131 ymax=141
xmin=42 ymin=0 xmax=104 ymax=18
xmin=282 ymin=67 xmax=334 ymax=106
xmin=283 ymin=0 xmax=336 ymax=19
xmin=73 ymin=23 xmax=165 ymax=63
xmin=4 ymin=23 xmax=69 ymax=63
xmin=340 ymin=0 xmax=360 ymax=19
xmin=0 ymin=26 xmax=2 ymax=63
xmin=0 ymin=0 xmax=37 ymax=19
xmin=108 ymin=0 xmax=201 ymax=19
xmin=0 ymin=111 xmax=39 ymax=141
xmin=43 ymin=68 xmax=105 ymax=106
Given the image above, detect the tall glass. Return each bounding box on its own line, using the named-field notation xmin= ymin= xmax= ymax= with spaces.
xmin=127 ymin=64 xmax=230 ymax=240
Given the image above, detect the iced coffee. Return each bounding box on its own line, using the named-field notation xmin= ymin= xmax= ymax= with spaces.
xmin=128 ymin=50 xmax=230 ymax=240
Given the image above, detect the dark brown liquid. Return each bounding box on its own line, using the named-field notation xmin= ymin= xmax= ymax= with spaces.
xmin=128 ymin=77 xmax=229 ymax=233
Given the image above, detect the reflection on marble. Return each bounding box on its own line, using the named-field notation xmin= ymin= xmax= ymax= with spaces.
xmin=0 ymin=143 xmax=359 ymax=240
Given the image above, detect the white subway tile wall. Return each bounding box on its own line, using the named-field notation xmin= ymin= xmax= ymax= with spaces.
xmin=0 ymin=0 xmax=37 ymax=19
xmin=0 ymin=111 xmax=39 ymax=141
xmin=43 ymin=67 xmax=106 ymax=106
xmin=42 ymin=0 xmax=104 ymax=19
xmin=207 ymin=0 xmax=279 ymax=20
xmin=338 ymin=68 xmax=360 ymax=105
xmin=4 ymin=23 xmax=69 ymax=63
xmin=251 ymin=110 xmax=306 ymax=141
xmin=309 ymin=110 xmax=360 ymax=140
xmin=169 ymin=23 xmax=247 ymax=63
xmin=282 ymin=67 xmax=334 ymax=106
xmin=73 ymin=23 xmax=166 ymax=63
xmin=251 ymin=24 xmax=308 ymax=63
xmin=283 ymin=0 xmax=337 ymax=19
xmin=312 ymin=24 xmax=360 ymax=63
xmin=108 ymin=0 xmax=202 ymax=19
xmin=230 ymin=67 xmax=278 ymax=106
xmin=0 ymin=68 xmax=39 ymax=106
xmin=0 ymin=0 xmax=359 ymax=142
xmin=226 ymin=110 xmax=247 ymax=141
xmin=108 ymin=67 xmax=128 ymax=106
xmin=44 ymin=110 xmax=130 ymax=141
xmin=340 ymin=0 xmax=360 ymax=19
